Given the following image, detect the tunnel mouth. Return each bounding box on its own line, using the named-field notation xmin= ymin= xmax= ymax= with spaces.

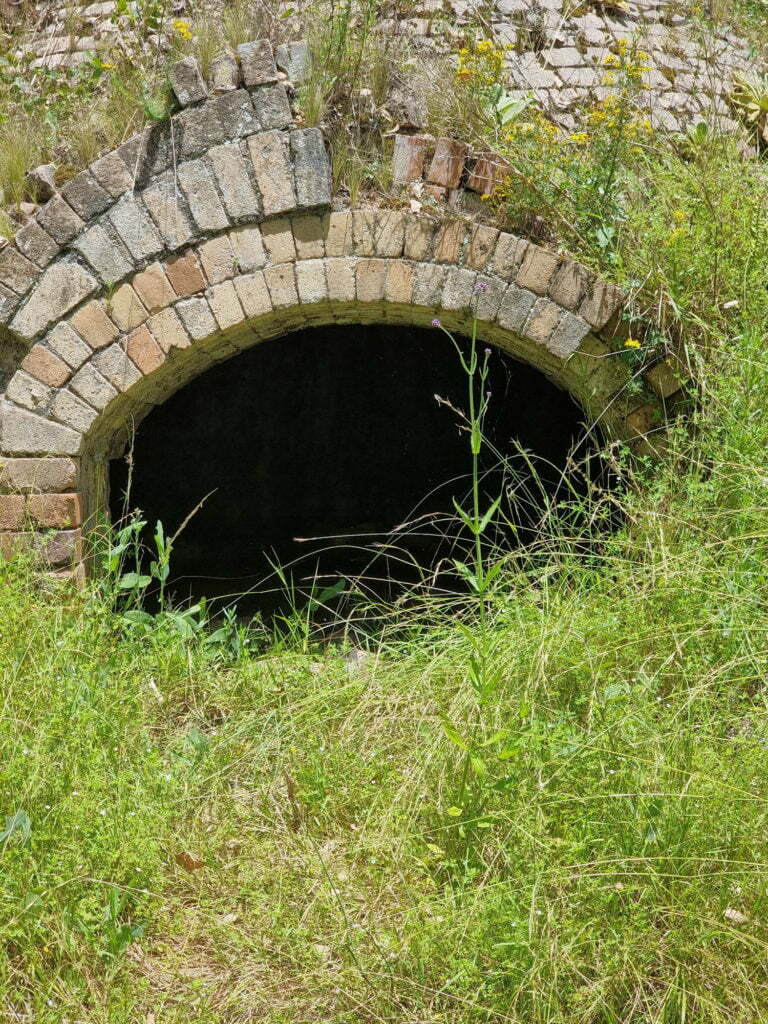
xmin=109 ymin=322 xmax=613 ymax=623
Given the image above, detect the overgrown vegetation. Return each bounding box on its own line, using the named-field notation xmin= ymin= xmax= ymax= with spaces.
xmin=3 ymin=0 xmax=768 ymax=1020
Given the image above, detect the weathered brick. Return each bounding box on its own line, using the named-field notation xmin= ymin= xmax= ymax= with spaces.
xmin=412 ymin=263 xmax=447 ymax=307
xmin=0 ymin=245 xmax=40 ymax=295
xmin=233 ymin=271 xmax=272 ymax=318
xmin=0 ymin=401 xmax=82 ymax=455
xmin=205 ymin=144 xmax=260 ymax=226
xmin=547 ymin=311 xmax=590 ymax=358
xmin=252 ymin=83 xmax=292 ymax=130
xmin=646 ymin=357 xmax=687 ymax=399
xmin=199 ymin=235 xmax=237 ymax=284
xmin=90 ymin=149 xmax=135 ymax=198
xmin=131 ymin=263 xmax=177 ymax=314
xmin=289 ymin=216 xmax=322 ymax=260
xmin=261 ymin=217 xmax=296 ymax=263
xmin=296 ymin=259 xmax=327 ymax=304
xmin=524 ymin=296 xmax=562 ymax=345
xmin=69 ymin=363 xmax=118 ymax=410
xmin=0 ymin=528 xmax=82 ymax=566
xmin=108 ymin=194 xmax=164 ymax=263
xmin=147 ymin=308 xmax=191 ymax=352
xmin=71 ymin=223 xmax=134 ymax=284
xmin=356 ymin=259 xmax=388 ymax=303
xmin=579 ymin=279 xmax=624 ymax=330
xmin=125 ymin=324 xmax=166 ymax=374
xmin=229 ymin=225 xmax=266 ymax=272
xmin=473 ymin=276 xmax=505 ymax=321
xmin=170 ymin=55 xmax=208 ymax=106
xmin=6 ymin=371 xmax=52 ymax=412
xmin=321 ymin=212 xmax=352 ymax=258
xmin=325 ymin=257 xmax=357 ymax=303
xmin=92 ymin=344 xmax=142 ymax=392
xmin=36 ymin=196 xmax=84 ymax=246
xmin=496 ymin=284 xmax=536 ymax=333
xmin=441 ymin=266 xmax=477 ymax=310
xmin=0 ymin=283 xmax=18 ymax=320
xmin=0 ymin=494 xmax=25 ymax=530
xmin=141 ymin=173 xmax=197 ymax=251
xmin=404 ymin=216 xmax=437 ymax=261
xmin=207 ymin=280 xmax=244 ymax=329
xmin=466 ymin=225 xmax=500 ymax=271
xmin=264 ymin=263 xmax=298 ymax=307
xmin=26 ymin=492 xmax=83 ymax=528
xmin=177 ymin=101 xmax=226 ymax=160
xmin=21 ymin=346 xmax=71 ymax=387
xmin=492 ymin=232 xmax=529 ymax=279
xmin=548 ymin=260 xmax=591 ymax=310
xmin=176 ymin=297 xmax=219 ymax=341
xmin=385 ymin=260 xmax=413 ymax=305
xmin=60 ymin=170 xmax=111 ymax=220
xmin=433 ymin=220 xmax=465 ymax=264
xmin=177 ymin=158 xmax=230 ymax=233
xmin=164 ymin=251 xmax=206 ymax=297
xmin=275 ymin=40 xmax=309 ymax=82
xmin=0 ymin=456 xmax=78 ymax=493
xmin=46 ymin=323 xmax=92 ymax=369
xmin=247 ymin=132 xmax=296 ymax=216
xmin=291 ymin=128 xmax=332 ymax=209
xmin=108 ymin=283 xmax=148 ymax=333
xmin=237 ymin=39 xmax=278 ymax=86
xmin=70 ymin=301 xmax=119 ymax=350
xmin=216 ymin=89 xmax=258 ymax=137
xmin=50 ymin=389 xmax=98 ymax=433
xmin=14 ymin=220 xmax=59 ymax=268
xmin=516 ymin=246 xmax=561 ymax=295
xmin=211 ymin=52 xmax=240 ymax=94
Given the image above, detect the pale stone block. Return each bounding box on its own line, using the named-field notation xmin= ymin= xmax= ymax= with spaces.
xmin=434 ymin=220 xmax=465 ymax=264
xmin=60 ymin=170 xmax=111 ymax=221
xmin=207 ymin=280 xmax=244 ymax=329
xmin=0 ymin=494 xmax=25 ymax=530
xmin=0 ymin=401 xmax=82 ymax=455
xmin=177 ymin=158 xmax=230 ymax=233
xmin=6 ymin=371 xmax=52 ymax=413
xmin=548 ymin=260 xmax=591 ymax=310
xmin=295 ymin=259 xmax=327 ymax=304
xmin=70 ymin=300 xmax=119 ymax=351
xmin=0 ymin=245 xmax=40 ymax=295
xmin=264 ymin=264 xmax=298 ymax=307
xmin=216 ymin=89 xmax=258 ymax=136
xmin=46 ymin=323 xmax=92 ymax=369
xmin=69 ymin=363 xmax=118 ymax=410
xmin=356 ymin=259 xmax=388 ymax=303
xmin=147 ymin=308 xmax=191 ymax=353
xmin=15 ymin=220 xmax=59 ymax=269
xmin=579 ymin=278 xmax=624 ymax=330
xmin=91 ymin=149 xmax=134 ymax=198
xmin=291 ymin=128 xmax=332 ymax=208
xmin=404 ymin=216 xmax=437 ymax=261
xmin=247 ymin=131 xmax=296 ymax=216
xmin=473 ymin=276 xmax=505 ymax=321
xmin=132 ymin=263 xmax=177 ymax=314
xmin=442 ymin=266 xmax=477 ymax=310
xmin=199 ymin=235 xmax=236 ymax=284
xmin=37 ymin=196 xmax=84 ymax=246
xmin=26 ymin=492 xmax=83 ymax=528
xmin=71 ymin=223 xmax=134 ymax=284
xmin=176 ymin=297 xmax=219 ymax=341
xmin=164 ymin=251 xmax=206 ymax=297
xmin=229 ymin=226 xmax=266 ymax=272
xmin=11 ymin=261 xmax=99 ymax=341
xmin=321 ymin=211 xmax=352 ymax=257
xmin=210 ymin=51 xmax=239 ymax=94
xmin=207 ymin=142 xmax=261 ymax=221
xmin=385 ymin=260 xmax=413 ymax=305
xmin=92 ymin=344 xmax=142 ymax=391
xmin=325 ymin=258 xmax=356 ymax=303
xmin=141 ymin=172 xmax=197 ymax=251
xmin=108 ymin=283 xmax=148 ymax=332
xmin=50 ymin=389 xmax=98 ymax=433
xmin=0 ymin=457 xmax=78 ymax=494
xmin=292 ymin=215 xmax=324 ymax=259
xmin=261 ymin=217 xmax=296 ymax=264
xmin=170 ymin=55 xmax=207 ymax=106
xmin=252 ymin=83 xmax=292 ymax=130
xmin=497 ymin=284 xmax=536 ymax=333
xmin=20 ymin=346 xmax=71 ymax=387
xmin=125 ymin=325 xmax=167 ymax=373
xmin=466 ymin=225 xmax=500 ymax=271
xmin=516 ymin=246 xmax=561 ymax=295
xmin=237 ymin=39 xmax=278 ymax=86
xmin=523 ymin=297 xmax=562 ymax=345
xmin=547 ymin=311 xmax=590 ymax=358
xmin=492 ymin=232 xmax=529 ymax=280
xmin=234 ymin=271 xmax=272 ymax=319
xmin=412 ymin=263 xmax=447 ymax=307
xmin=107 ymin=194 xmax=164 ymax=262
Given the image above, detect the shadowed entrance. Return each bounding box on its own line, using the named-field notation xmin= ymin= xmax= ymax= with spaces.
xmin=109 ymin=323 xmax=601 ymax=612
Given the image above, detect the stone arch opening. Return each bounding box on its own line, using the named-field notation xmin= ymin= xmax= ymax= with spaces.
xmin=107 ymin=320 xmax=605 ymax=613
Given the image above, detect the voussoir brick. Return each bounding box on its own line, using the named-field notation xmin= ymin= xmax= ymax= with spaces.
xmin=164 ymin=251 xmax=206 ymax=297
xmin=126 ymin=324 xmax=166 ymax=373
xmin=70 ymin=301 xmax=119 ymax=350
xmin=21 ymin=345 xmax=72 ymax=387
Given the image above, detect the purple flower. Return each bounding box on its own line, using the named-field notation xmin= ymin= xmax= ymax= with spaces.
xmin=474 ymin=281 xmax=489 ymax=293
xmin=431 ymin=318 xmax=441 ymax=327
xmin=484 ymin=347 xmax=491 ymax=356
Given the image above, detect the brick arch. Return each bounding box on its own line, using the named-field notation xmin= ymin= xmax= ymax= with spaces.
xmin=0 ymin=40 xmax=671 ymax=574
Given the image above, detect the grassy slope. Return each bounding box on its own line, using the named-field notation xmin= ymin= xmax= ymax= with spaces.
xmin=3 ymin=5 xmax=768 ymax=1023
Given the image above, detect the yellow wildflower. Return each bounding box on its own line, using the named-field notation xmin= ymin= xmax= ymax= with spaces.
xmin=173 ymin=18 xmax=193 ymax=40
xmin=624 ymin=338 xmax=641 ymax=349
